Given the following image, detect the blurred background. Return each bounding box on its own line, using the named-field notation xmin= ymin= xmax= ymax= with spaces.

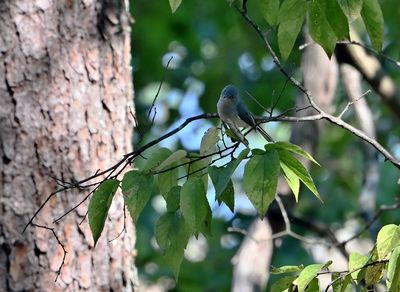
xmin=130 ymin=0 xmax=400 ymax=290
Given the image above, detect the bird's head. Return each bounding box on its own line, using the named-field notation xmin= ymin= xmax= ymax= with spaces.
xmin=220 ymin=85 xmax=239 ymax=101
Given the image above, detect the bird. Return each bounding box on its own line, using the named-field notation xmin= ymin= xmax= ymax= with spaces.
xmin=217 ymin=85 xmax=274 ymax=146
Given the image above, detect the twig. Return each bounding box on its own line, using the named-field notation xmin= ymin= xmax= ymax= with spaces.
xmin=337 ymin=201 xmax=400 ymax=247
xmin=324 ymin=259 xmax=388 ymax=292
xmin=146 ymin=56 xmax=173 ymax=123
xmin=31 ymin=223 xmax=67 ymax=282
xmin=338 ymin=90 xmax=371 ymax=119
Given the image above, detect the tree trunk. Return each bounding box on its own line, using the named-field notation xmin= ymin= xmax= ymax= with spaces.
xmin=0 ymin=1 xmax=137 ymax=291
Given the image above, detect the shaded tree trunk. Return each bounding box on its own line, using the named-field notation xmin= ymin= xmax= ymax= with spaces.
xmin=0 ymin=1 xmax=137 ymax=291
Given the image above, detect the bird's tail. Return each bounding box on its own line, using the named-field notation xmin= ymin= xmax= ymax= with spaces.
xmin=256 ymin=125 xmax=274 ymax=142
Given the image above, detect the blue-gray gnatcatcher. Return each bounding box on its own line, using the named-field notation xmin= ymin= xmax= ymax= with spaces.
xmin=217 ymin=85 xmax=274 ymax=146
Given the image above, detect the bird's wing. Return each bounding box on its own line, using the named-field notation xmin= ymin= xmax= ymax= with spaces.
xmin=237 ymin=101 xmax=274 ymax=142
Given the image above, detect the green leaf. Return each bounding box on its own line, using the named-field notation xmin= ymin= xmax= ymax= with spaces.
xmin=166 ymin=185 xmax=181 ymax=212
xmin=157 ymin=163 xmax=179 ymax=197
xmin=88 ymin=179 xmax=119 ymax=246
xmin=209 ymin=148 xmax=250 ymax=200
xmin=187 ymin=127 xmax=220 ymax=189
xmin=243 ymin=149 xmax=280 ymax=217
xmin=200 ymin=126 xmax=220 ymax=156
xmin=169 ymin=0 xmax=182 ymax=13
xmin=267 ymin=141 xmax=319 ymax=165
xmin=201 ymin=204 xmax=213 ymax=237
xmin=162 ymin=212 xmax=191 ymax=278
xmin=295 ymin=261 xmax=332 ymax=292
xmin=376 ymin=224 xmax=400 ymax=260
xmin=278 ymin=0 xmax=308 ymax=60
xmin=121 ymin=170 xmax=154 ymax=222
xmin=305 ymin=278 xmax=319 ymax=292
xmin=361 ymin=0 xmax=384 ymax=51
xmin=155 ymin=149 xmax=187 ymax=171
xmin=155 ymin=212 xmax=178 ymax=251
xmin=337 ymin=0 xmax=363 ymax=23
xmin=271 ymin=275 xmax=296 ymax=291
xmin=271 ymin=264 xmax=304 ymax=274
xmin=387 ymin=246 xmax=400 ymax=292
xmin=365 ymin=262 xmax=385 ymax=286
xmin=278 ymin=149 xmax=322 ymax=202
xmin=332 ymin=273 xmax=353 ymax=292
xmin=258 ymin=0 xmax=280 ymax=27
xmin=280 ymin=161 xmax=300 ymax=202
xmin=324 ymin=0 xmax=350 ymax=40
xmin=308 ymin=0 xmax=338 ymax=57
xmin=180 ymin=177 xmax=210 ymax=235
xmin=143 ymin=148 xmax=172 ymax=173
xmin=348 ymin=252 xmax=368 ymax=282
xmin=217 ymin=179 xmax=235 ymax=212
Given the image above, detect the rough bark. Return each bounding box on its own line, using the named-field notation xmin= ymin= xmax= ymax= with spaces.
xmin=0 ymin=1 xmax=137 ymax=291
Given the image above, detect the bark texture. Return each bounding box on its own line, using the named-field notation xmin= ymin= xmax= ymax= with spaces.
xmin=0 ymin=0 xmax=137 ymax=291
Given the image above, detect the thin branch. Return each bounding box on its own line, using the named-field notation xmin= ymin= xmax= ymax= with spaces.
xmin=146 ymin=56 xmax=173 ymax=122
xmin=338 ymin=89 xmax=371 ymax=119
xmin=337 ymin=201 xmax=400 ymax=247
xmin=31 ymin=223 xmax=67 ymax=282
xmin=324 ymin=259 xmax=388 ymax=292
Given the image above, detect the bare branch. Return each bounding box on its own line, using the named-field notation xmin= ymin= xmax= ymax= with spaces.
xmin=337 ymin=89 xmax=371 ymax=119
xmin=31 ymin=223 xmax=67 ymax=281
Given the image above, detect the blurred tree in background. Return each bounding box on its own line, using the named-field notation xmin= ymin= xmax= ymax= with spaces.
xmin=130 ymin=0 xmax=399 ymax=290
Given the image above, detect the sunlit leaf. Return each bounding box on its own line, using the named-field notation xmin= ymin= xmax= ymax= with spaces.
xmin=280 ymin=161 xmax=300 ymax=202
xmin=121 ymin=170 xmax=154 ymax=222
xmin=294 ymin=261 xmax=332 ymax=292
xmin=271 ymin=264 xmax=304 ymax=274
xmin=243 ymin=149 xmax=280 ymax=217
xmin=376 ymin=224 xmax=400 ymax=260
xmin=387 ymin=246 xmax=400 ymax=292
xmin=267 ymin=141 xmax=319 ymax=165
xmin=169 ymin=0 xmax=182 ymax=13
xmin=348 ymin=252 xmax=368 ymax=282
xmin=200 ymin=127 xmax=220 ymax=156
xmin=337 ymin=0 xmax=363 ymax=22
xmin=88 ymin=179 xmax=119 ymax=246
xmin=278 ymin=149 xmax=322 ymax=202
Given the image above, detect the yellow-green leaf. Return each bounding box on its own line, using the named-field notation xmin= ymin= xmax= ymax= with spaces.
xmin=169 ymin=0 xmax=182 ymax=13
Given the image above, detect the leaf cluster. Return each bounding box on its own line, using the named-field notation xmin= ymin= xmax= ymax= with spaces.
xmin=271 ymin=224 xmax=400 ymax=291
xmin=88 ymin=127 xmax=320 ymax=278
